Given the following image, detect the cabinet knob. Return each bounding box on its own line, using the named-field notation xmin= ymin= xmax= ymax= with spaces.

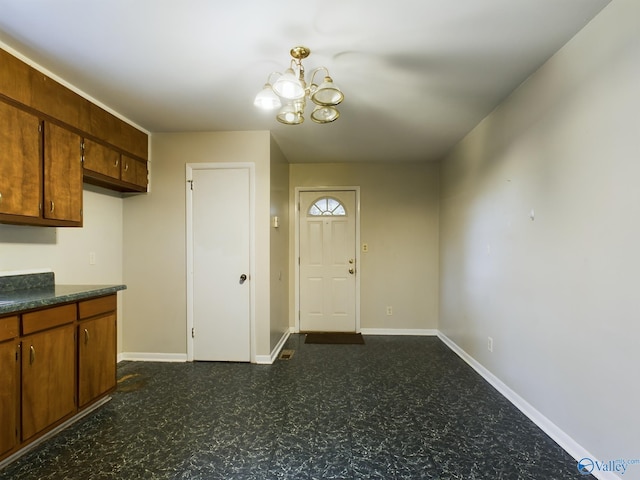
xmin=0 ymin=192 xmax=2 ymax=204
xmin=124 ymin=162 xmax=129 ymax=172
xmin=114 ymin=159 xmax=119 ymax=168
xmin=50 ymin=201 xmax=55 ymax=213
xmin=84 ymin=328 xmax=90 ymax=344
xmin=30 ymin=345 xmax=35 ymax=365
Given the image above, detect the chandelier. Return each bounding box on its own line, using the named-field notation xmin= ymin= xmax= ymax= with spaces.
xmin=254 ymin=46 xmax=344 ymax=125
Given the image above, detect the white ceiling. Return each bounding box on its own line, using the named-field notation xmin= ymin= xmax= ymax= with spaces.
xmin=0 ymin=0 xmax=609 ymax=163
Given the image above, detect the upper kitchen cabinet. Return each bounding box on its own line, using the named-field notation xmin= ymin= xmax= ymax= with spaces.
xmin=0 ymin=47 xmax=148 ymax=226
xmin=44 ymin=122 xmax=83 ymax=225
xmin=83 ymin=139 xmax=148 ymax=193
xmin=82 ymin=138 xmax=121 ymax=181
xmin=120 ymin=155 xmax=148 ymax=190
xmin=0 ymin=99 xmax=83 ymax=227
xmin=0 ymin=100 xmax=42 ymax=220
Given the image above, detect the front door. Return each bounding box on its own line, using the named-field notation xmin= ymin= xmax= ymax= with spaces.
xmin=299 ymin=190 xmax=357 ymax=332
xmin=190 ymin=166 xmax=251 ymax=362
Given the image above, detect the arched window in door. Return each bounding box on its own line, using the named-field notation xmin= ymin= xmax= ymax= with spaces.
xmin=307 ymin=197 xmax=347 ymax=216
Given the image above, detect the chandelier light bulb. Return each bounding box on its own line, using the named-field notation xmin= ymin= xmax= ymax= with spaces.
xmin=254 ymin=84 xmax=282 ymax=110
xmin=272 ymin=68 xmax=305 ymax=100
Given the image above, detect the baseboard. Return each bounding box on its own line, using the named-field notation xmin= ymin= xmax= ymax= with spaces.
xmin=255 ymin=328 xmax=293 ymax=364
xmin=436 ymin=332 xmax=618 ymax=480
xmin=360 ymin=328 xmax=438 ymax=336
xmin=118 ymin=352 xmax=188 ymax=363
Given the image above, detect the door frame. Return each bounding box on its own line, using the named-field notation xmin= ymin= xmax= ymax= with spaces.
xmin=295 ymin=186 xmax=361 ymax=333
xmin=185 ymin=162 xmax=256 ymax=362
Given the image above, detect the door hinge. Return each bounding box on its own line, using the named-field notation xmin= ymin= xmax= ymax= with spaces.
xmin=187 ymin=180 xmax=194 ymax=190
xmin=191 ymin=327 xmax=195 ymax=338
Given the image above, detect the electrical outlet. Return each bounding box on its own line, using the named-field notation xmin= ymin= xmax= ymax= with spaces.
xmin=487 ymin=336 xmax=493 ymax=352
xmin=386 ymin=306 xmax=393 ymax=316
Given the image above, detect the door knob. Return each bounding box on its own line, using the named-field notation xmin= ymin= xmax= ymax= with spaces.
xmin=349 ymin=268 xmax=355 ymax=275
xmin=239 ymin=274 xmax=247 ymax=284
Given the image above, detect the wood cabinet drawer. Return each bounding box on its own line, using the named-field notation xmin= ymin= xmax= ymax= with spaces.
xmin=22 ymin=304 xmax=77 ymax=335
xmin=0 ymin=316 xmax=19 ymax=342
xmin=78 ymin=295 xmax=116 ymax=320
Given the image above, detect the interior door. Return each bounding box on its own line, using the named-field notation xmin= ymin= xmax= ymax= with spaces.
xmin=191 ymin=167 xmax=251 ymax=362
xmin=299 ymin=190 xmax=357 ymax=332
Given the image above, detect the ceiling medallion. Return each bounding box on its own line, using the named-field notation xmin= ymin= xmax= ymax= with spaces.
xmin=254 ymin=46 xmax=344 ymax=125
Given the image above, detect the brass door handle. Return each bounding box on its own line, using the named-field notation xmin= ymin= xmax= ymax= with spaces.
xmin=349 ymin=268 xmax=355 ymax=275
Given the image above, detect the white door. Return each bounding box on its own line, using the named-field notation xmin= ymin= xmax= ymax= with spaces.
xmin=191 ymin=167 xmax=251 ymax=362
xmin=299 ymin=190 xmax=357 ymax=332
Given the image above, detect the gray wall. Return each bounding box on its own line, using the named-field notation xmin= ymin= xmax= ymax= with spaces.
xmin=439 ymin=0 xmax=639 ymax=463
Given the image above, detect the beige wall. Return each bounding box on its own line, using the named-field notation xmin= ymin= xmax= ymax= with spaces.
xmin=0 ymin=186 xmax=125 ymax=350
xmin=270 ymin=138 xmax=290 ymax=349
xmin=290 ymin=162 xmax=439 ymax=331
xmin=439 ymin=0 xmax=639 ymax=463
xmin=122 ymin=131 xmax=274 ymax=358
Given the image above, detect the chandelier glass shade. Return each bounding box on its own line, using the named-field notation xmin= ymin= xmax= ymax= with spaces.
xmin=254 ymin=46 xmax=344 ymax=125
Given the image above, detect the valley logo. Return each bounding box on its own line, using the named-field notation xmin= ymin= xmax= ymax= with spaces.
xmin=578 ymin=457 xmax=640 ymax=476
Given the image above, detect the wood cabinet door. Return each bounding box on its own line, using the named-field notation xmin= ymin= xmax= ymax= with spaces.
xmin=43 ymin=122 xmax=83 ymax=223
xmin=21 ymin=324 xmax=76 ymax=441
xmin=78 ymin=314 xmax=116 ymax=407
xmin=0 ymin=340 xmax=20 ymax=456
xmin=121 ymin=155 xmax=148 ymax=189
xmin=0 ymin=101 xmax=42 ymax=218
xmin=83 ymin=138 xmax=121 ymax=180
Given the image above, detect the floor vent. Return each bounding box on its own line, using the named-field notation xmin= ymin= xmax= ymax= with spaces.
xmin=279 ymin=349 xmax=295 ymax=360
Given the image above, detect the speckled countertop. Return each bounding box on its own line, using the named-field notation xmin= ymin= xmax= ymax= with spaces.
xmin=0 ymin=271 xmax=126 ymax=315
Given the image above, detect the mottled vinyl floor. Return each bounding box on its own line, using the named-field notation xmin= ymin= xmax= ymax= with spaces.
xmin=0 ymin=335 xmax=591 ymax=479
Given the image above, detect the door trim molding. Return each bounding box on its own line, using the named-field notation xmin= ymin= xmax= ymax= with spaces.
xmin=294 ymin=186 xmax=361 ymax=333
xmin=185 ymin=162 xmax=256 ymax=362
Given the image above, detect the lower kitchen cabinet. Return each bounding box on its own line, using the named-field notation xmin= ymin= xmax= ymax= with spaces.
xmin=78 ymin=313 xmax=116 ymax=407
xmin=0 ymin=337 xmax=20 ymax=457
xmin=78 ymin=295 xmax=117 ymax=408
xmin=0 ymin=294 xmax=118 ymax=463
xmin=21 ymin=323 xmax=76 ymax=441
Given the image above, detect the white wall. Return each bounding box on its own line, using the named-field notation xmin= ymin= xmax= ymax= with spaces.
xmin=122 ymin=131 xmax=273 ymax=359
xmin=0 ymin=186 xmax=125 ymax=350
xmin=290 ymin=162 xmax=439 ymax=332
xmin=439 ymin=0 xmax=640 ymax=466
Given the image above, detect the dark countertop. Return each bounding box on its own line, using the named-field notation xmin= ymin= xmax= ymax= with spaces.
xmin=0 ymin=272 xmax=126 ymax=315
